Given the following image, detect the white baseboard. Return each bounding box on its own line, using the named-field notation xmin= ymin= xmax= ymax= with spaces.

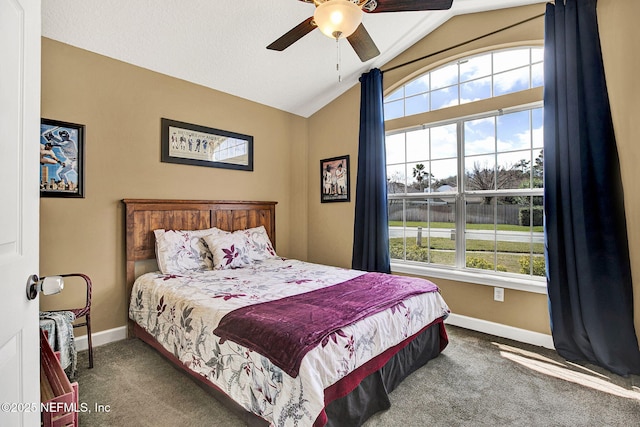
xmin=445 ymin=313 xmax=555 ymax=349
xmin=74 ymin=326 xmax=127 ymax=351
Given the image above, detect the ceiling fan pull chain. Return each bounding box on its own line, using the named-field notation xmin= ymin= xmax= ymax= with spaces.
xmin=336 ymin=37 xmax=342 ymax=83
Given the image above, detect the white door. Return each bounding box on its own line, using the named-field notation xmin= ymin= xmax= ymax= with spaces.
xmin=0 ymin=0 xmax=41 ymax=425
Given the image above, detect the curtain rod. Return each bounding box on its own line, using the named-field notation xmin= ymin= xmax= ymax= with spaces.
xmin=381 ymin=12 xmax=545 ymax=75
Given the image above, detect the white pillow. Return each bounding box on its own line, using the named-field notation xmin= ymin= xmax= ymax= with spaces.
xmin=203 ymin=232 xmax=252 ymax=270
xmin=237 ymin=225 xmax=277 ymax=261
xmin=154 ymin=227 xmax=222 ymax=274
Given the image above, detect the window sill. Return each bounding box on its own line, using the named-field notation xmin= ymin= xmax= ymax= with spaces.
xmin=390 ymin=261 xmax=547 ymax=294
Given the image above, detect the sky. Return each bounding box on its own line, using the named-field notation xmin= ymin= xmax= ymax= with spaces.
xmin=385 ymin=47 xmax=544 ymax=190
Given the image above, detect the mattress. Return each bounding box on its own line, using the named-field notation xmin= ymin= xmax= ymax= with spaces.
xmin=129 ymin=258 xmax=450 ymax=426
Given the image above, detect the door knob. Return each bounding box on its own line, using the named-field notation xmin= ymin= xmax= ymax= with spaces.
xmin=26 ymin=274 xmax=64 ymax=300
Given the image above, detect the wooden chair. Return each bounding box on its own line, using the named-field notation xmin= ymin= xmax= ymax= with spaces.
xmin=42 ymin=273 xmax=93 ymax=368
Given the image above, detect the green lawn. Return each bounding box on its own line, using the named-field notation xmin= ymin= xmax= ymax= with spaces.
xmin=389 ymin=237 xmax=546 ymax=276
xmin=389 ymin=220 xmax=543 ymax=233
xmin=390 ymin=236 xmax=543 ymax=254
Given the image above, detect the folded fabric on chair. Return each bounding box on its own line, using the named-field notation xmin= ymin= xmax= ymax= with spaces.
xmin=39 ymin=310 xmax=77 ymax=380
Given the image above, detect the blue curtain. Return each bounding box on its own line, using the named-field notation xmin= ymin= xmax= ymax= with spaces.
xmin=544 ymin=0 xmax=640 ymax=375
xmin=352 ymin=68 xmax=391 ymax=273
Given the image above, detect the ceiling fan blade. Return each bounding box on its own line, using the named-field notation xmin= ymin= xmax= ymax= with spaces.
xmin=267 ymin=17 xmax=316 ymax=51
xmin=347 ymin=24 xmax=380 ymax=62
xmin=364 ymin=0 xmax=453 ymax=13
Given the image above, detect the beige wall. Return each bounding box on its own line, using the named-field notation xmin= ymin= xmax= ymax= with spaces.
xmin=307 ymin=1 xmax=640 ymax=340
xmin=39 ymin=38 xmax=309 ymax=333
xmin=598 ymin=0 xmax=640 ymax=340
xmin=307 ymin=86 xmax=361 ymax=267
xmin=41 ymin=0 xmax=640 ymax=342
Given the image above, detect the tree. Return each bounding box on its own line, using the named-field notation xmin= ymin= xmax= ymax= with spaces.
xmin=466 ymin=162 xmax=496 ymax=204
xmin=466 ymin=161 xmax=528 ymax=204
xmin=513 ymin=159 xmax=531 ymax=173
xmin=533 ymin=149 xmax=544 ymax=181
xmin=387 ymin=171 xmax=405 ymax=194
xmin=531 ymin=149 xmax=544 ymax=206
xmin=412 ymin=163 xmax=433 ymax=192
xmin=513 ymin=149 xmax=544 ymax=207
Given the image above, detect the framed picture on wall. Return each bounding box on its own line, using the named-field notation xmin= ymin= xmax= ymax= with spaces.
xmin=40 ymin=118 xmax=85 ymax=198
xmin=161 ymin=118 xmax=254 ymax=171
xmin=320 ymin=155 xmax=350 ymax=203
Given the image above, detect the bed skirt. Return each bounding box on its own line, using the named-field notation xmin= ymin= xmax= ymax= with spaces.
xmin=134 ymin=319 xmax=448 ymax=426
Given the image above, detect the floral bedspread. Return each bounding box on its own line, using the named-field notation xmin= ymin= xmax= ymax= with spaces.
xmin=129 ymin=258 xmax=450 ymax=427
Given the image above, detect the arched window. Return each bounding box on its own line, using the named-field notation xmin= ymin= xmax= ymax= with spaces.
xmin=384 ymin=47 xmax=543 ymax=120
xmin=385 ymin=46 xmax=545 ymax=286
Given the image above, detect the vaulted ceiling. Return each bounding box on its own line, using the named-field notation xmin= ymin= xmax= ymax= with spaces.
xmin=42 ymin=0 xmax=544 ymax=118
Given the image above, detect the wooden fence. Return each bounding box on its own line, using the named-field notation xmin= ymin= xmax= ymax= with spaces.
xmin=388 ymin=203 xmax=524 ymax=225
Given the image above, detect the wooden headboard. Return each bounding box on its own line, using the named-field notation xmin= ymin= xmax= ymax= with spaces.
xmin=122 ymin=199 xmax=277 ymax=332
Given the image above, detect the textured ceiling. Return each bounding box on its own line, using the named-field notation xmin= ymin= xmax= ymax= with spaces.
xmin=42 ymin=0 xmax=543 ymax=118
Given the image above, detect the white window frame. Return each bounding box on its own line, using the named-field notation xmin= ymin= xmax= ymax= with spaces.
xmin=385 ymin=47 xmax=546 ymax=294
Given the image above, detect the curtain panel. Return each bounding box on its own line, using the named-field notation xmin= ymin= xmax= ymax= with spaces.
xmin=352 ymin=68 xmax=391 ymax=273
xmin=544 ymin=0 xmax=640 ymax=375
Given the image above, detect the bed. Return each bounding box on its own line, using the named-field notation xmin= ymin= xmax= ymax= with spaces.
xmin=123 ymin=199 xmax=450 ymax=427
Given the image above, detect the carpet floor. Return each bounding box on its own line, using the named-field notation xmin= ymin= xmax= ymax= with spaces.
xmin=75 ymin=325 xmax=640 ymax=426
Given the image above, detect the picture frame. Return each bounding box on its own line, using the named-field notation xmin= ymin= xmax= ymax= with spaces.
xmin=161 ymin=118 xmax=253 ymax=171
xmin=40 ymin=118 xmax=85 ymax=198
xmin=320 ymin=155 xmax=350 ymax=203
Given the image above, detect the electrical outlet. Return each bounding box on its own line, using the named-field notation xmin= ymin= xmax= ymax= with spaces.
xmin=494 ymin=287 xmax=504 ymax=302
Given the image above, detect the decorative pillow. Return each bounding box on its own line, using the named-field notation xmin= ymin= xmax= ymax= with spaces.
xmin=203 ymin=232 xmax=252 ymax=270
xmin=154 ymin=227 xmax=222 ymax=274
xmin=237 ymin=225 xmax=277 ymax=261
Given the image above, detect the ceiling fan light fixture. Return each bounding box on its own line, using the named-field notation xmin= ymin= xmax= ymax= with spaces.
xmin=314 ymin=0 xmax=363 ymax=39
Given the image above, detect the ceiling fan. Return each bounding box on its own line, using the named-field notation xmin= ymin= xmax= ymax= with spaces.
xmin=267 ymin=0 xmax=454 ymax=62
